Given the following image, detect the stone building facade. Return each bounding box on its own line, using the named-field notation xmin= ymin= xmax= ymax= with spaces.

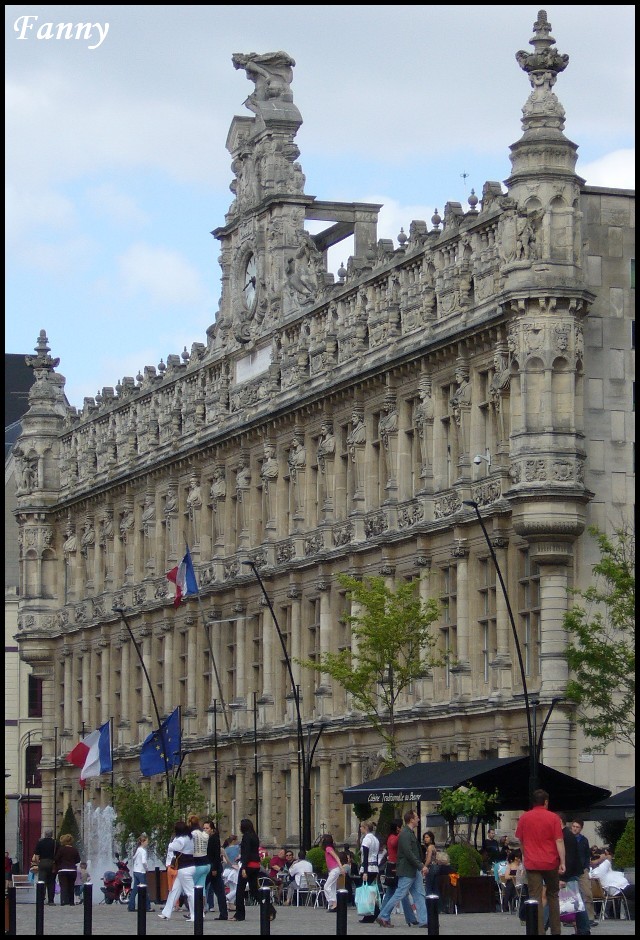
xmin=14 ymin=13 xmax=634 ymax=844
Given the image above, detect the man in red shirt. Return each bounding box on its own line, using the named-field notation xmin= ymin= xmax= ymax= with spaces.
xmin=515 ymin=789 xmax=566 ymax=935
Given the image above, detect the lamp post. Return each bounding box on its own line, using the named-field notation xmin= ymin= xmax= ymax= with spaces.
xmin=532 ymin=695 xmax=564 ymax=765
xmin=462 ymin=500 xmax=537 ymax=802
xmin=241 ymin=559 xmax=324 ymax=850
xmin=253 ymin=691 xmax=259 ymax=839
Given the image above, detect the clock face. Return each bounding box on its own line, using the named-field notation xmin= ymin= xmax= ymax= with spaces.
xmin=242 ymin=253 xmax=257 ymax=310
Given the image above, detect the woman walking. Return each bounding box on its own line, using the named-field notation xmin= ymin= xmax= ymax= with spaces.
xmin=421 ymin=830 xmax=439 ymax=896
xmin=232 ymin=818 xmax=276 ymax=922
xmin=157 ymin=821 xmax=196 ymax=921
xmin=322 ymin=834 xmax=342 ymax=912
xmin=128 ymin=834 xmax=152 ymax=912
xmin=53 ymin=834 xmax=80 ymax=907
xmin=358 ymin=821 xmax=381 ymax=923
xmin=188 ymin=815 xmax=210 ymax=912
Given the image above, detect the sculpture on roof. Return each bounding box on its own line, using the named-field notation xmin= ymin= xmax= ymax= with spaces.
xmin=232 ymin=51 xmax=296 ymax=106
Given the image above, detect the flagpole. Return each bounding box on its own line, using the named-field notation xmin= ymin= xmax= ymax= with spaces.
xmin=110 ymin=716 xmax=114 ymax=793
xmin=112 ymin=606 xmax=172 ymax=801
xmin=180 ymin=535 xmax=231 ymax=733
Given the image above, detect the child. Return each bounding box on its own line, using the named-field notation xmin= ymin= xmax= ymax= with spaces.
xmin=74 ymin=861 xmax=91 ymax=903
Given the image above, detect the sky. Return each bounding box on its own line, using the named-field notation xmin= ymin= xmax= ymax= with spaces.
xmin=5 ymin=5 xmax=635 ymax=410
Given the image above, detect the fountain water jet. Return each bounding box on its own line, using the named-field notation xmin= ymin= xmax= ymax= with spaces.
xmin=83 ymin=802 xmax=117 ymax=903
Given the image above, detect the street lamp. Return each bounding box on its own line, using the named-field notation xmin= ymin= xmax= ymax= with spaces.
xmin=462 ymin=500 xmax=537 ymax=802
xmin=531 ymin=695 xmax=564 ymax=765
xmin=241 ymin=559 xmax=325 ymax=850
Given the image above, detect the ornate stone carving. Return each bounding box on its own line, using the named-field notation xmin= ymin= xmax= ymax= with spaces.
xmin=434 ymin=492 xmax=462 ymax=519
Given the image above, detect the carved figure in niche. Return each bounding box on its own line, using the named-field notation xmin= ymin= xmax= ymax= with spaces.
xmin=99 ymin=511 xmax=114 ymax=581
xmin=164 ymin=486 xmax=178 ymax=557
xmin=260 ymin=442 xmax=279 ymax=525
xmin=347 ymin=408 xmax=366 ymax=496
xmin=119 ymin=506 xmax=135 ymax=573
xmin=450 ymin=363 xmax=472 ymax=456
xmin=141 ymin=494 xmax=156 ymax=530
xmin=235 ymin=456 xmax=251 ymax=533
xmin=210 ymin=465 xmax=227 ymax=542
xmin=515 ymin=212 xmax=538 ymax=261
xmin=414 ymin=378 xmax=434 ymax=476
xmin=285 ymin=256 xmax=315 ymax=307
xmin=287 ymin=433 xmax=306 ymax=516
xmin=63 ymin=522 xmax=77 ymax=557
xmin=489 ymin=350 xmax=512 ymax=444
xmin=15 ymin=447 xmax=38 ymax=494
xmin=80 ymin=518 xmax=95 ymax=581
xmin=378 ymin=396 xmax=398 ymax=485
xmin=186 ymin=475 xmax=203 ymax=544
xmin=316 ymin=420 xmax=336 ymax=509
xmin=232 ymin=51 xmax=296 ymax=111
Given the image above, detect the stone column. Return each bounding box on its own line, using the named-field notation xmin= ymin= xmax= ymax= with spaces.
xmin=62 ymin=646 xmax=73 ymax=733
xmin=261 ymin=602 xmax=274 ymax=701
xmin=161 ymin=622 xmax=173 ymax=715
xmin=234 ymin=604 xmax=246 ymax=705
xmin=451 ymin=546 xmax=471 ymax=700
xmin=318 ymin=756 xmax=332 ymax=837
xmin=260 ymin=763 xmax=274 ymax=845
xmin=186 ymin=619 xmax=197 ymax=715
xmin=416 ymin=555 xmax=434 ymax=703
xmin=118 ymin=632 xmax=131 ymax=746
xmin=99 ymin=637 xmax=111 ymax=726
xmin=80 ymin=643 xmax=91 ymax=727
xmin=289 ymin=759 xmax=300 ymax=843
xmin=491 ymin=538 xmax=513 ymax=699
xmin=288 ymin=588 xmax=302 ymax=690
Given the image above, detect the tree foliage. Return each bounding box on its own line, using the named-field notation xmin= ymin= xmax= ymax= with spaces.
xmin=58 ymin=804 xmax=83 ymax=855
xmin=613 ymin=817 xmax=635 ymax=869
xmin=297 ymin=574 xmax=441 ymax=766
xmin=564 ymin=525 xmax=635 ymax=750
xmin=110 ymin=772 xmax=207 ymax=860
xmin=438 ymin=784 xmax=500 ymax=848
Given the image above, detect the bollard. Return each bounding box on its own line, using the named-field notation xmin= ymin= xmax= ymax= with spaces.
xmin=137 ymin=884 xmax=147 ymax=935
xmin=6 ymin=885 xmax=17 ymax=936
xmin=524 ymin=898 xmax=539 ymax=935
xmin=193 ymin=884 xmax=204 ymax=936
xmin=153 ymin=866 xmax=162 ymax=904
xmin=259 ymin=885 xmax=272 ymax=936
xmin=83 ymin=883 xmax=93 ymax=936
xmin=426 ymin=894 xmax=439 ymax=935
xmin=336 ymin=888 xmax=349 ymax=936
xmin=35 ymin=879 xmax=46 ymax=935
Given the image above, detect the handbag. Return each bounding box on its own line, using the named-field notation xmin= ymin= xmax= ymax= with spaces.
xmin=559 ymin=881 xmax=585 ymax=922
xmin=383 ymin=861 xmax=398 ymax=889
xmin=168 ymin=852 xmax=181 ymax=871
xmin=355 ymin=882 xmax=380 ymax=916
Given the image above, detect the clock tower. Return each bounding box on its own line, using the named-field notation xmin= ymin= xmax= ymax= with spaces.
xmin=209 ymin=51 xmax=381 ymax=352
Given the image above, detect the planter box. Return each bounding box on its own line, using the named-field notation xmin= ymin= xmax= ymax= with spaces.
xmin=457 ymin=876 xmax=496 ymax=913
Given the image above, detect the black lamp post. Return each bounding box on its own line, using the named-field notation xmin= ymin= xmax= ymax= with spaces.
xmin=462 ymin=500 xmax=537 ymax=802
xmin=242 ymin=559 xmax=325 ymax=850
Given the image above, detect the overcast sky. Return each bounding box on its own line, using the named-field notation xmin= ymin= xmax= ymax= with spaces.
xmin=5 ymin=5 xmax=635 ymax=409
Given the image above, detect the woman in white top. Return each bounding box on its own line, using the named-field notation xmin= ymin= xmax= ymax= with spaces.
xmin=128 ymin=834 xmax=151 ymax=912
xmin=157 ymin=822 xmax=196 ymax=921
xmin=187 ymin=814 xmax=210 ymax=902
xmin=359 ymin=821 xmax=381 ymax=923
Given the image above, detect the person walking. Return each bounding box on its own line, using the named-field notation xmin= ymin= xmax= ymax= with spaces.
xmin=358 ymin=821 xmax=382 ymax=923
xmin=53 ymin=834 xmax=80 ymax=906
xmin=515 ymin=789 xmax=566 ymax=936
xmin=233 ymin=818 xmax=276 ymax=923
xmin=559 ymin=813 xmax=591 ymax=935
xmin=376 ymin=809 xmax=428 ymax=928
xmin=381 ymin=819 xmax=419 ymax=926
xmin=321 ymin=834 xmax=342 ymax=912
xmin=157 ymin=821 xmax=196 ymax=921
xmin=421 ymin=830 xmax=439 ymax=896
xmin=32 ymin=828 xmax=58 ymax=904
xmin=571 ymin=819 xmax=597 ymax=927
xmin=203 ymin=819 xmax=228 ymax=919
xmin=188 ymin=814 xmax=210 ymax=914
xmin=128 ymin=834 xmax=152 ymax=913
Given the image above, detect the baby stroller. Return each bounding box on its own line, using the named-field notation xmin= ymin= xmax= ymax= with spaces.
xmin=101 ymin=856 xmax=132 ymax=904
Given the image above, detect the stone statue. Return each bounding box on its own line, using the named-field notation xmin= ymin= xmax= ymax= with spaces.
xmin=450 ymin=364 xmax=472 ymax=457
xmin=141 ymin=494 xmax=156 ymax=529
xmin=80 ymin=518 xmax=95 ymax=581
xmin=260 ymin=443 xmax=279 ymax=525
xmin=347 ymin=409 xmax=366 ymax=497
xmin=232 ymin=51 xmax=296 ymax=111
xmin=119 ymin=506 xmax=135 ymax=573
xmin=235 ymin=456 xmax=251 ymax=534
xmin=414 ymin=379 xmax=434 ymax=476
xmin=186 ymin=474 xmax=203 ymax=544
xmin=288 ymin=433 xmax=306 ymax=516
xmin=378 ymin=397 xmax=398 ymax=485
xmin=489 ymin=351 xmax=511 ymax=444
xmin=210 ymin=465 xmax=227 ymax=542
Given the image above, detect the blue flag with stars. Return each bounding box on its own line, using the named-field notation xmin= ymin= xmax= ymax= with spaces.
xmin=139 ymin=707 xmax=181 ymax=776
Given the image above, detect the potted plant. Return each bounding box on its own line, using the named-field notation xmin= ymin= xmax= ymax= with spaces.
xmin=446 ymin=842 xmax=494 ymax=913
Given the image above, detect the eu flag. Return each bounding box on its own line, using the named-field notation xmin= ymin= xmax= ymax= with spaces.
xmin=139 ymin=707 xmax=181 ymax=776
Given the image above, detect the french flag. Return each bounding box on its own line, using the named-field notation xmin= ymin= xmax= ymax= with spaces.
xmin=67 ymin=721 xmax=112 ymax=788
xmin=166 ymin=547 xmax=199 ymax=608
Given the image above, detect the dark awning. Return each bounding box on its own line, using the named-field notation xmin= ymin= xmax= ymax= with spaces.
xmin=341 ymin=757 xmax=610 ymax=812
xmin=580 ymin=785 xmax=635 ymax=821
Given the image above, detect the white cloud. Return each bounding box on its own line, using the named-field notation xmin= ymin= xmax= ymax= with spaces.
xmin=118 ymin=242 xmax=209 ymax=307
xmin=5 ymin=183 xmax=76 ymax=245
xmin=579 ymin=149 xmax=635 ymax=190
xmin=85 ymin=183 xmax=150 ymax=228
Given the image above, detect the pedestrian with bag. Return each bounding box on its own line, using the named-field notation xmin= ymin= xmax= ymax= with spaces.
xmin=232 ymin=818 xmax=276 ymax=923
xmin=515 ymin=789 xmax=566 ymax=936
xmin=32 ymin=828 xmax=58 ymax=905
xmin=376 ymin=809 xmax=428 ymax=928
xmin=53 ymin=834 xmax=80 ymax=907
xmin=203 ymin=819 xmax=228 ymax=919
xmin=157 ymin=821 xmax=196 ymax=921
xmin=381 ymin=819 xmax=419 ymax=926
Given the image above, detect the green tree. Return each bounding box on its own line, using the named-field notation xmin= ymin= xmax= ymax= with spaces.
xmin=438 ymin=784 xmax=500 ymax=849
xmin=110 ymin=772 xmax=207 ymax=860
xmin=613 ymin=817 xmax=635 ymax=869
xmin=564 ymin=526 xmax=635 ymax=750
xmin=297 ymin=574 xmax=441 ymax=768
xmin=58 ymin=804 xmax=83 ymax=855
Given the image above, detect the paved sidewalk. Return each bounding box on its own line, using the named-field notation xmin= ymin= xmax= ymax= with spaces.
xmin=11 ymin=900 xmax=635 ymax=936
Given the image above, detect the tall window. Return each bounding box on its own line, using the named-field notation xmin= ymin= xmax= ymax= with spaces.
xmin=25 ymin=744 xmax=42 ymax=788
xmin=518 ymin=550 xmax=541 ymax=678
xmin=477 ymin=557 xmax=496 ymax=684
xmin=440 ymin=566 xmax=457 ymax=689
xmin=28 ymin=675 xmax=43 ymax=718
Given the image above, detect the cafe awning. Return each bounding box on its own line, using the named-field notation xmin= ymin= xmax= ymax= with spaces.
xmin=341 ymin=756 xmax=610 ymax=812
xmin=580 ymin=785 xmax=635 ymax=821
